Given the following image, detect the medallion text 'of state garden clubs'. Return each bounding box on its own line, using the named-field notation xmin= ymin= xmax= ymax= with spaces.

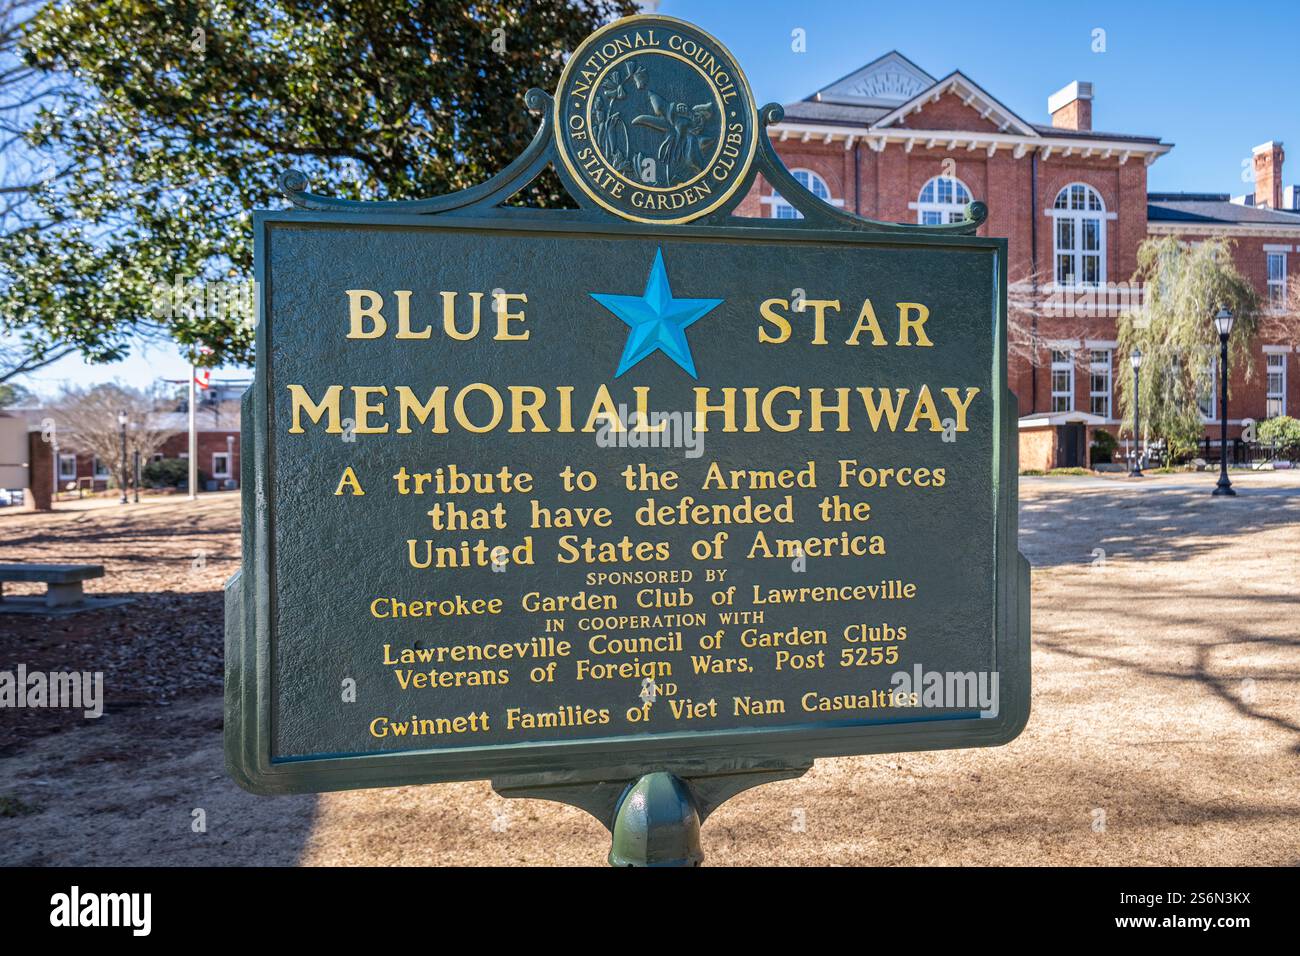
xmin=226 ymin=14 xmax=1028 ymax=797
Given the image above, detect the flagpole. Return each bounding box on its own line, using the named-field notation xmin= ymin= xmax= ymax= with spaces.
xmin=188 ymin=364 xmax=198 ymax=501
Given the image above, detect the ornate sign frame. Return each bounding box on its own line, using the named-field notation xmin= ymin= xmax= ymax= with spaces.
xmin=226 ymin=15 xmax=1029 ymax=865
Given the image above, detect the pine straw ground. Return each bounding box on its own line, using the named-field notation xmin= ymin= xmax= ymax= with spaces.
xmin=0 ymin=475 xmax=1297 ymax=866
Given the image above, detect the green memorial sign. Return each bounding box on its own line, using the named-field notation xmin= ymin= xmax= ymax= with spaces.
xmin=225 ymin=13 xmax=1030 ymax=866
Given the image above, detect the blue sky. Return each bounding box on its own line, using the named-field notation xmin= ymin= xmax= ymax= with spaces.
xmin=665 ymin=0 xmax=1297 ymax=194
xmin=17 ymin=0 xmax=1298 ymax=397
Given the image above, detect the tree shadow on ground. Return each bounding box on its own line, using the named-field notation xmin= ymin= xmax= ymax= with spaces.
xmin=2 ymin=518 xmax=234 ymax=554
xmin=1037 ymin=613 xmax=1300 ymax=753
xmin=1019 ymin=482 xmax=1300 ymax=568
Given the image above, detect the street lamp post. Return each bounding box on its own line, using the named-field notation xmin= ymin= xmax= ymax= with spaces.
xmin=117 ymin=410 xmax=129 ymax=504
xmin=1213 ymin=307 xmax=1236 ymax=497
xmin=1129 ymin=348 xmax=1143 ymax=477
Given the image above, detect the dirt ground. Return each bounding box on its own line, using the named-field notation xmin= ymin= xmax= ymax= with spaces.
xmin=1 ymin=474 xmax=1297 ymax=866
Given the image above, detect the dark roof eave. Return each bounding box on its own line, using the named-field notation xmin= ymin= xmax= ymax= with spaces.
xmin=778 ymin=105 xmax=1168 ymax=146
xmin=1029 ymin=124 xmax=1165 ymax=145
xmin=1148 ymin=200 xmax=1300 ymax=226
xmin=777 ymin=112 xmax=875 ymax=129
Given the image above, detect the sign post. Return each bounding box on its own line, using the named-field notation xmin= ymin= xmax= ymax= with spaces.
xmin=225 ymin=14 xmax=1029 ymax=866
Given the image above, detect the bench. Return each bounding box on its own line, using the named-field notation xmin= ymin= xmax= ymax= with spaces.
xmin=0 ymin=563 xmax=105 ymax=608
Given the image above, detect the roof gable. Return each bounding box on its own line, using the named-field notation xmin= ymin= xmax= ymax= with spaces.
xmin=889 ymin=89 xmax=1003 ymax=134
xmin=813 ymin=51 xmax=936 ymax=108
xmin=871 ymin=72 xmax=1040 ymax=137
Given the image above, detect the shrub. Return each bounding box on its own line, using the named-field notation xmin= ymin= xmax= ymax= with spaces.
xmin=143 ymin=457 xmax=188 ymax=488
xmin=1089 ymin=429 xmax=1118 ymax=464
xmin=1165 ymin=432 xmax=1204 ymax=463
xmin=1258 ymin=416 xmax=1300 ymax=459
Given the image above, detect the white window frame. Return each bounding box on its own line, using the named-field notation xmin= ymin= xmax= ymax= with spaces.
xmin=1050 ymin=183 xmax=1107 ymax=290
xmin=914 ymin=175 xmax=973 ymax=225
xmin=1050 ymin=349 xmax=1075 ymax=412
xmin=92 ymin=456 xmax=110 ymax=479
xmin=1267 ymin=252 xmax=1287 ymax=311
xmin=1199 ymin=355 xmax=1217 ymax=422
xmin=57 ymin=453 xmax=77 ymax=481
xmin=212 ymin=452 xmax=231 ymax=479
xmin=766 ymin=169 xmax=842 ymax=219
xmin=1088 ymin=349 xmax=1113 ymax=419
xmin=1266 ymin=352 xmax=1287 ymax=418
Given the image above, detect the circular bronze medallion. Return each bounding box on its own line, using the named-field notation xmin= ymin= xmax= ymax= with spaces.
xmin=553 ymin=14 xmax=758 ymax=224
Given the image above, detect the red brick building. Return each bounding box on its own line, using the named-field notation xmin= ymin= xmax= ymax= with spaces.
xmin=740 ymin=52 xmax=1300 ymax=469
xmin=22 ymin=401 xmax=240 ymax=496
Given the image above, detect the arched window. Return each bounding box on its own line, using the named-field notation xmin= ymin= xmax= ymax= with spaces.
xmin=1051 ymin=183 xmax=1106 ymax=288
xmin=770 ymin=169 xmax=833 ymax=219
xmin=915 ymin=175 xmax=972 ymax=225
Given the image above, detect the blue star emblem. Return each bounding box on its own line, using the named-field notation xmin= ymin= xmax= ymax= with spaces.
xmin=590 ymin=247 xmax=723 ymax=378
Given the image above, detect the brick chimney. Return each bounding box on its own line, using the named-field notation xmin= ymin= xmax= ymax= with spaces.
xmin=1253 ymin=141 xmax=1285 ymax=209
xmin=1048 ymin=81 xmax=1093 ymax=131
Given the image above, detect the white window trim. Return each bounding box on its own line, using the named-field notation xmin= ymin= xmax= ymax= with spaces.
xmin=1050 ymin=348 xmax=1075 ymax=412
xmin=212 ymin=452 xmax=232 ymax=479
xmin=1266 ymin=352 xmax=1287 ymax=418
xmin=1088 ymin=349 xmax=1113 ymax=420
xmin=1266 ymin=251 xmax=1287 ymax=311
xmin=913 ymin=175 xmax=974 ymax=225
xmin=766 ymin=169 xmax=845 ymax=218
xmin=92 ymin=457 xmax=110 ymax=479
xmin=761 ymin=194 xmax=845 ymax=207
xmin=57 ymin=453 xmax=77 ymax=481
xmin=1200 ymin=355 xmax=1218 ymax=422
xmin=1050 ymin=183 xmax=1109 ymax=291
